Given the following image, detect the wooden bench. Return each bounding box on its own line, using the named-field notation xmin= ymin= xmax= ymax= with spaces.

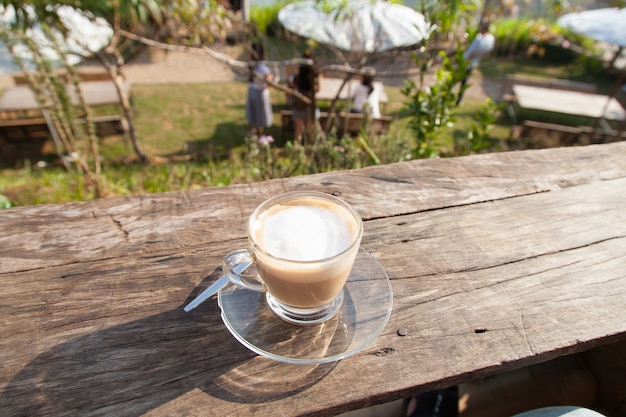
xmin=0 ymin=117 xmax=50 ymax=142
xmin=515 ymin=119 xmax=626 ymax=148
xmin=0 ymin=109 xmax=44 ymax=121
xmin=280 ymin=109 xmax=392 ymax=139
xmin=333 ymin=112 xmax=393 ymax=136
xmin=517 ymin=120 xmax=582 ymax=147
xmin=89 ymin=115 xmax=128 ymax=137
xmin=0 ymin=115 xmax=128 ymax=163
xmin=0 ymin=115 xmax=127 ymax=141
xmin=0 ymin=117 xmax=50 ymax=161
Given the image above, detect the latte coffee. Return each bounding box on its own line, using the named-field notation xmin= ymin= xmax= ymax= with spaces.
xmin=250 ymin=194 xmax=362 ymax=309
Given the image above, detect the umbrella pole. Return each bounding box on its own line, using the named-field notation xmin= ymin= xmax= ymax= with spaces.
xmin=616 ymin=72 xmax=626 ymax=140
xmin=609 ymin=46 xmax=623 ymax=68
xmin=591 ymin=71 xmax=625 ymax=142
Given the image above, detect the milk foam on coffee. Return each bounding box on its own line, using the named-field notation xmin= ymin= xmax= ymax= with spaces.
xmin=252 ymin=199 xmax=358 ymax=262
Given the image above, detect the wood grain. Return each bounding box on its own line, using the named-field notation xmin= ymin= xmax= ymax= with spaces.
xmin=2 ymin=142 xmax=625 ymax=273
xmin=1 ymin=142 xmax=626 ymax=416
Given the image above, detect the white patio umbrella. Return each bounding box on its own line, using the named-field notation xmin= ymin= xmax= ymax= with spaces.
xmin=278 ymin=0 xmax=433 ymax=53
xmin=0 ymin=5 xmax=113 ymax=74
xmin=558 ymin=7 xmax=626 ymax=134
xmin=558 ymin=7 xmax=626 ymax=70
xmin=558 ymin=7 xmax=626 ymax=48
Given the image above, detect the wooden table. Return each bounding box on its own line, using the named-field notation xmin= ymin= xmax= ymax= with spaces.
xmin=513 ymin=84 xmax=626 ymax=121
xmin=0 ymin=80 xmax=132 ymax=111
xmin=2 ymin=142 xmax=626 ymax=416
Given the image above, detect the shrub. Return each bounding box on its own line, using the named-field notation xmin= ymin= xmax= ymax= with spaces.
xmin=401 ymin=48 xmax=467 ymax=159
xmin=493 ymin=18 xmax=595 ymax=65
xmin=250 ymin=1 xmax=291 ymax=36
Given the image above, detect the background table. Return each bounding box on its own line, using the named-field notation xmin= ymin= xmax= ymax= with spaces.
xmin=1 ymin=142 xmax=626 ymax=416
xmin=0 ymin=80 xmax=132 ymax=111
xmin=513 ymin=84 xmax=626 ymax=121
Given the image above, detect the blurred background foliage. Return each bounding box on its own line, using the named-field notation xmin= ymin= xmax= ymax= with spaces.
xmin=0 ymin=0 xmax=622 ymax=206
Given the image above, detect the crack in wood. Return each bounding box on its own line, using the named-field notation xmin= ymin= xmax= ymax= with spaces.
xmin=400 ymin=235 xmax=626 ymax=281
xmin=367 ymin=175 xmax=414 ymax=184
xmin=519 ymin=308 xmax=534 ymax=356
xmin=154 ymin=255 xmax=185 ymax=263
xmin=364 ymin=189 xmax=555 ymax=223
xmin=109 ymin=215 xmax=129 ymax=241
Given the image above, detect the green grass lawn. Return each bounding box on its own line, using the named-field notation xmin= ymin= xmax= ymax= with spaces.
xmin=127 ymin=79 xmax=483 ymax=160
xmin=132 ymin=82 xmax=252 ymax=157
xmin=129 ymin=78 xmax=413 ymax=155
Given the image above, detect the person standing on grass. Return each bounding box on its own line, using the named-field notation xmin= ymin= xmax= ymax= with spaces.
xmin=456 ymin=20 xmax=495 ymax=105
xmin=245 ymin=42 xmax=273 ymax=137
xmin=351 ymin=70 xmax=381 ymax=118
xmin=291 ymin=49 xmax=320 ymax=144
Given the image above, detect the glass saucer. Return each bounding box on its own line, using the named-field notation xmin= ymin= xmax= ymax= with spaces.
xmin=217 ymin=248 xmax=393 ymax=365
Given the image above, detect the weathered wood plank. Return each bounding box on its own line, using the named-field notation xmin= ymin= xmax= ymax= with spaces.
xmin=2 ymin=142 xmax=626 ymax=274
xmin=1 ymin=234 xmax=623 ymax=417
xmin=1 ymin=163 xmax=625 ymax=416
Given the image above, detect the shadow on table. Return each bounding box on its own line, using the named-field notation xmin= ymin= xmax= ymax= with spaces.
xmin=0 ymin=267 xmax=337 ymax=416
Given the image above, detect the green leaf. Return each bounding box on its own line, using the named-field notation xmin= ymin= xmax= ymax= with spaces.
xmin=0 ymin=195 xmax=12 ymax=210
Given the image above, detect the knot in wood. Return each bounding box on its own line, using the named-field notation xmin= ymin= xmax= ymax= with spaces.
xmin=370 ymin=347 xmax=396 ymax=356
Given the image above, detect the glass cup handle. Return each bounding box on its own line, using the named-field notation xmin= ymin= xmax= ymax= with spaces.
xmin=223 ymin=249 xmax=265 ymax=293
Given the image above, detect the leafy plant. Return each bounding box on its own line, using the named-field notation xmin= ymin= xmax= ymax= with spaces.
xmin=401 ymin=48 xmax=468 ymax=159
xmin=0 ymin=21 xmax=105 ymax=197
xmin=457 ymin=98 xmax=504 ymax=155
xmin=417 ymin=0 xmax=478 ymax=41
xmin=0 ymin=194 xmax=11 ymax=209
xmin=493 ymin=18 xmax=596 ymax=65
xmin=250 ymin=0 xmax=291 ymax=36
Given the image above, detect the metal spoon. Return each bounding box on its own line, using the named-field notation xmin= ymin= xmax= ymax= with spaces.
xmin=183 ymin=261 xmax=252 ymax=312
xmin=183 ymin=275 xmax=230 ymax=312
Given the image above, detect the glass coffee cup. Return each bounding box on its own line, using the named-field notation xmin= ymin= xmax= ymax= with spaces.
xmin=223 ymin=191 xmax=363 ymax=325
